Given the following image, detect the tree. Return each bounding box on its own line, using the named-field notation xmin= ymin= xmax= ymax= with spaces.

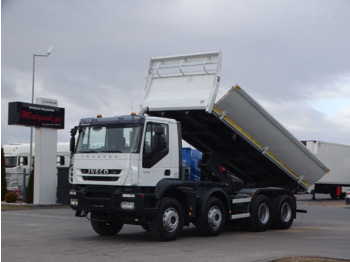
xmin=25 ymin=166 xmax=34 ymax=203
xmin=1 ymin=148 xmax=8 ymax=201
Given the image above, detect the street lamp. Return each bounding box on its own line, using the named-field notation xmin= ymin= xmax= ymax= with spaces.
xmin=28 ymin=46 xmax=53 ymax=175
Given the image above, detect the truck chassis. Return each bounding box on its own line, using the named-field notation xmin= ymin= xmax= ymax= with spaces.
xmin=71 ymin=179 xmax=296 ymax=241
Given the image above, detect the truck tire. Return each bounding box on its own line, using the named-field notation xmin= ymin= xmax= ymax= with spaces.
xmin=271 ymin=194 xmax=294 ymax=229
xmin=197 ymin=197 xmax=226 ymax=236
xmin=150 ymin=197 xmax=184 ymax=241
xmin=247 ymin=195 xmax=272 ymax=232
xmin=141 ymin=223 xmax=150 ymax=232
xmin=330 ymin=191 xmax=337 ymax=199
xmin=90 ymin=213 xmax=124 ymax=236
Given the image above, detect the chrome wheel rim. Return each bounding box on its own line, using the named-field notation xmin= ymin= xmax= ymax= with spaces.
xmin=281 ymin=202 xmax=292 ymax=223
xmin=258 ymin=203 xmax=270 ymax=224
xmin=162 ymin=208 xmax=179 ymax=232
xmin=208 ymin=206 xmax=222 ymax=229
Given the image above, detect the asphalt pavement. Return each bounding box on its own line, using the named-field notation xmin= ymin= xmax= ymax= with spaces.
xmin=2 ymin=195 xmax=350 ymax=262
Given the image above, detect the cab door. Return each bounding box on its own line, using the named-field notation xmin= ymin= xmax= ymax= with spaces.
xmin=139 ymin=121 xmax=178 ymax=186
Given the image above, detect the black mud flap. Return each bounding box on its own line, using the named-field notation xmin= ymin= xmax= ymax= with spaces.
xmin=296 ymin=209 xmax=307 ymax=213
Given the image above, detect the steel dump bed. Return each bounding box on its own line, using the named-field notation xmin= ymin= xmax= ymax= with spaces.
xmin=141 ymin=51 xmax=329 ymax=190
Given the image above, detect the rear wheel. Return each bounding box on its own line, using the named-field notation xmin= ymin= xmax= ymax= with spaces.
xmin=197 ymin=197 xmax=226 ymax=236
xmin=330 ymin=191 xmax=337 ymax=199
xmin=90 ymin=213 xmax=124 ymax=236
xmin=247 ymin=195 xmax=272 ymax=232
xmin=150 ymin=198 xmax=184 ymax=241
xmin=272 ymin=194 xmax=294 ymax=229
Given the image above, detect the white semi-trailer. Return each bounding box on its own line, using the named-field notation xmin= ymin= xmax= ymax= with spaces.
xmin=303 ymin=141 xmax=350 ymax=199
xmin=69 ymin=52 xmax=328 ymax=241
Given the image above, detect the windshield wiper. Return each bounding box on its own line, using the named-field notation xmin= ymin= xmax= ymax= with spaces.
xmin=77 ymin=150 xmax=98 ymax=153
xmin=99 ymin=149 xmax=122 ymax=153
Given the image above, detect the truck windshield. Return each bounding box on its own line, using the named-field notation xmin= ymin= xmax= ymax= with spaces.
xmin=75 ymin=124 xmax=142 ymax=153
xmin=5 ymin=156 xmax=17 ymax=168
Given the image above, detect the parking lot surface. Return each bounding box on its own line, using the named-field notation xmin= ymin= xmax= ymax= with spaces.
xmin=2 ymin=196 xmax=350 ymax=262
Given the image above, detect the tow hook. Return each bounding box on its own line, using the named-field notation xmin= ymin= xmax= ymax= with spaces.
xmin=87 ymin=212 xmax=112 ymax=222
xmin=75 ymin=210 xmax=88 ymax=217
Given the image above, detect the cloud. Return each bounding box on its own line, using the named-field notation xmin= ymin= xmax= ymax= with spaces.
xmin=2 ymin=0 xmax=350 ymax=146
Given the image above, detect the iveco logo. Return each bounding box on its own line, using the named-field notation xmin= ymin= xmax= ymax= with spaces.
xmin=88 ymin=169 xmax=109 ymax=174
xmin=81 ymin=169 xmax=120 ymax=175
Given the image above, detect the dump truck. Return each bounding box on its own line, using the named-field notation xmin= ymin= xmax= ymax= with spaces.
xmin=69 ymin=51 xmax=328 ymax=241
xmin=302 ymin=140 xmax=350 ymax=199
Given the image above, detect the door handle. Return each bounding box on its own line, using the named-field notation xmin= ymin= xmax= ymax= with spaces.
xmin=164 ymin=169 xmax=170 ymax=176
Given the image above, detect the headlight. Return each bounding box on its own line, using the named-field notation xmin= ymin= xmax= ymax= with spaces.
xmin=122 ymin=194 xmax=135 ymax=198
xmin=70 ymin=199 xmax=78 ymax=206
xmin=121 ymin=202 xmax=135 ymax=210
xmin=69 ymin=166 xmax=74 ymax=183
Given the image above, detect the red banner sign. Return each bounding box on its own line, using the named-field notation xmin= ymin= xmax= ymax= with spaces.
xmin=8 ymin=102 xmax=65 ymax=129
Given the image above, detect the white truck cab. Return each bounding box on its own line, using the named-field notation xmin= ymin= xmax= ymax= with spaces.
xmin=69 ymin=115 xmax=180 ymax=187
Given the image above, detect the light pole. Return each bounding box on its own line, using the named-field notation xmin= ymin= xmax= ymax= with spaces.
xmin=28 ymin=46 xmax=53 ymax=176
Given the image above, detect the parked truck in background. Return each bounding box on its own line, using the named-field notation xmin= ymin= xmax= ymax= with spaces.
xmin=3 ymin=143 xmax=70 ymax=194
xmin=302 ymin=141 xmax=350 ymax=199
xmin=69 ymin=51 xmax=328 ymax=241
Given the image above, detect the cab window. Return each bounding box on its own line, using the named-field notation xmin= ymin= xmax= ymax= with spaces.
xmin=142 ymin=123 xmax=169 ymax=168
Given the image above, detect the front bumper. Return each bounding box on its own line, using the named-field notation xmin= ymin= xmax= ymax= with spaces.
xmin=345 ymin=197 xmax=350 ymax=205
xmin=69 ymin=186 xmax=157 ymax=217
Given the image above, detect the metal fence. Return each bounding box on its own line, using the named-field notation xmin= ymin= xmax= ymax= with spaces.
xmin=5 ymin=167 xmax=70 ymax=204
xmin=5 ymin=170 xmax=29 ymax=199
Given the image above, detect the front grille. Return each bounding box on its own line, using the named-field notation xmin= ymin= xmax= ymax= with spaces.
xmin=82 ymin=176 xmax=119 ymax=182
xmin=83 ymin=186 xmax=122 ymax=198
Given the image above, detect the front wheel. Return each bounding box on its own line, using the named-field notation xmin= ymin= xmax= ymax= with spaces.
xmin=90 ymin=213 xmax=124 ymax=236
xmin=150 ymin=198 xmax=184 ymax=241
xmin=197 ymin=197 xmax=226 ymax=236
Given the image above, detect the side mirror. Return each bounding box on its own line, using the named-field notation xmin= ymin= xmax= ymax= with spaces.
xmin=57 ymin=156 xmax=65 ymax=166
xmin=19 ymin=156 xmax=28 ymax=166
xmin=154 ymin=134 xmax=165 ymax=151
xmin=70 ymin=127 xmax=77 ymax=153
xmin=70 ymin=136 xmax=75 ymax=154
xmin=155 ymin=125 xmax=165 ymax=135
xmin=154 ymin=125 xmax=165 ymax=151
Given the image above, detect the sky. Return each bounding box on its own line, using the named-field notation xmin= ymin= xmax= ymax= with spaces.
xmin=2 ymin=0 xmax=350 ymax=147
